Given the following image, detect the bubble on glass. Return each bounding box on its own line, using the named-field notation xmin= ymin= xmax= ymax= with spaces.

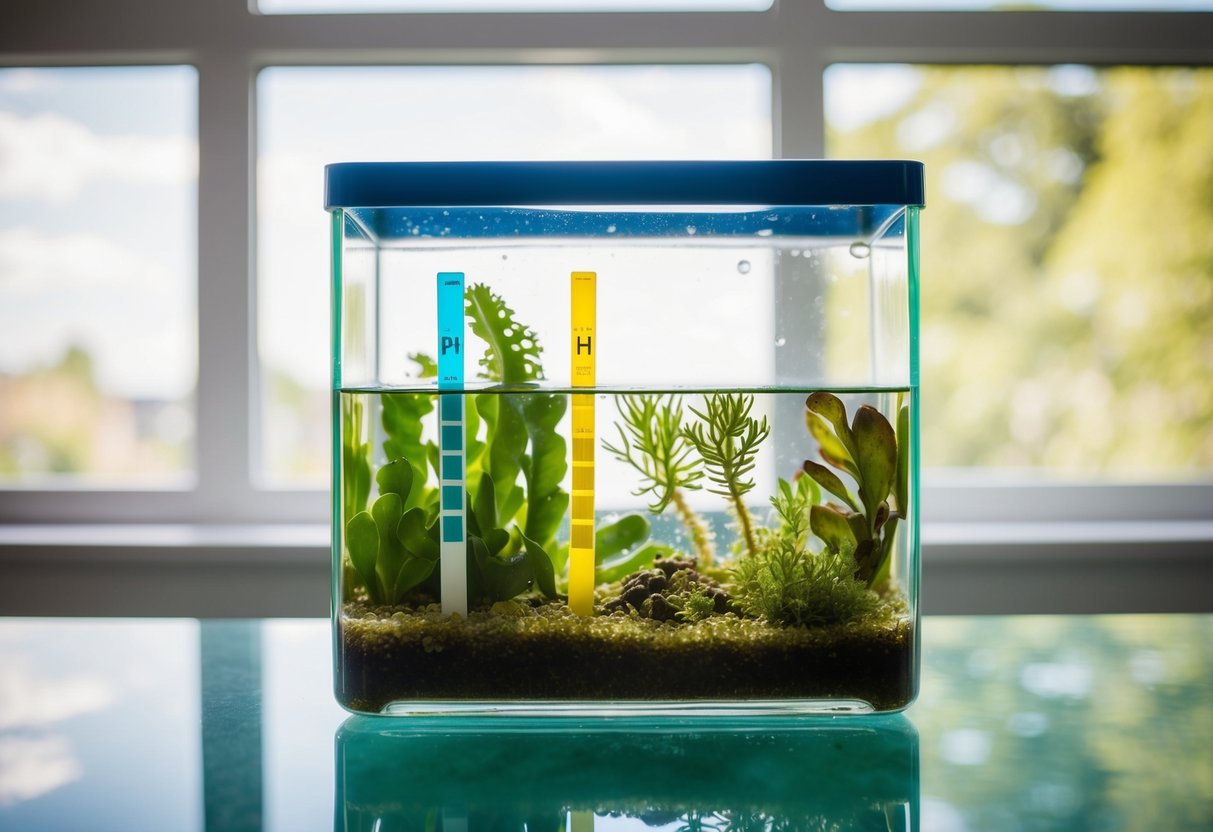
xmin=849 ymin=241 xmax=871 ymax=258
xmin=736 ymin=259 xmax=751 ymax=274
xmin=686 ymin=225 xmax=697 ymax=236
xmin=756 ymin=228 xmax=773 ymax=237
xmin=606 ymin=224 xmax=617 ymax=234
xmin=775 ymin=336 xmax=787 ymax=347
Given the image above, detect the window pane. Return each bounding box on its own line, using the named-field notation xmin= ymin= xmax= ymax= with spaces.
xmin=256 ymin=64 xmax=772 ymax=485
xmin=0 ymin=67 xmax=197 ymax=485
xmin=826 ymin=65 xmax=1213 ymax=478
xmin=259 ymin=0 xmax=771 ymax=13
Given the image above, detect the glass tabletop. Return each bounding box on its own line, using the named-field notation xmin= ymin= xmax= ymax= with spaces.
xmin=0 ymin=615 xmax=1209 ymax=831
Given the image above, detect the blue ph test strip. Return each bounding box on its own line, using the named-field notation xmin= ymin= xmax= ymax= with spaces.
xmin=437 ymin=271 xmax=468 ymax=617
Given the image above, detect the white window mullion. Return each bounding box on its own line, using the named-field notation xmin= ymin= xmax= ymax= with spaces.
xmin=195 ymin=51 xmax=257 ymax=523
xmin=771 ymin=1 xmax=828 ymax=159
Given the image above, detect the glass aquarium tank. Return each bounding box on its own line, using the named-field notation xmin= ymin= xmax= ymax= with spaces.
xmin=326 ymin=160 xmax=923 ymax=714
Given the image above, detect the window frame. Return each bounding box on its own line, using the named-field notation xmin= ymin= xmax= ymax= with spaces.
xmin=1 ymin=0 xmax=1210 ymax=531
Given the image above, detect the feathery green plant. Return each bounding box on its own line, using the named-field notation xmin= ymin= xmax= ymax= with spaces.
xmin=732 ymin=536 xmax=876 ymax=628
xmin=729 ymin=471 xmax=879 ymax=628
xmin=602 ymin=393 xmax=714 ymax=564
xmin=675 ymin=584 xmax=719 ymax=623
xmin=682 ymin=392 xmax=770 ymax=558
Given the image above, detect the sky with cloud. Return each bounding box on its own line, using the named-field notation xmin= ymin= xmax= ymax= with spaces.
xmin=0 ymin=66 xmax=197 ymax=401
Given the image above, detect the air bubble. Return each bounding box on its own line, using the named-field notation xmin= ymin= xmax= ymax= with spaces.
xmin=606 ymin=224 xmax=617 ymax=234
xmin=775 ymin=337 xmax=787 ymax=347
xmin=849 ymin=241 xmax=871 ymax=259
xmin=756 ymin=229 xmax=773 ymax=237
xmin=737 ymin=260 xmax=751 ymax=274
xmin=686 ymin=225 xmax=698 ymax=236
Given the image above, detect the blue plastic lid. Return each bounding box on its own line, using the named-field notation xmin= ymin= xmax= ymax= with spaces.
xmin=324 ymin=160 xmax=924 ymax=209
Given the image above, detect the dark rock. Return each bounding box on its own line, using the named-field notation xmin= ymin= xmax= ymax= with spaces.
xmin=648 ymin=594 xmax=675 ymax=621
xmin=622 ymin=584 xmax=649 ymax=608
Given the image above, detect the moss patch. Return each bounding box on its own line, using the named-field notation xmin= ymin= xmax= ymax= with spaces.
xmin=338 ymin=601 xmax=913 ymax=712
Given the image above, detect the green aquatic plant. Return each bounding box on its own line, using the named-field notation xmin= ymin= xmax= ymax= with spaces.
xmin=682 ymin=392 xmax=770 ymax=558
xmin=342 ymin=290 xmax=563 ymax=606
xmin=464 ymin=284 xmax=567 ymax=566
xmin=602 ymin=393 xmax=714 ymax=564
xmin=345 ymin=459 xmax=440 ymax=604
xmin=800 ymin=391 xmax=907 ymax=588
xmin=675 ymin=584 xmax=719 ymax=623
xmin=760 ymin=474 xmax=821 ymax=551
xmin=465 ymin=283 xmax=543 ymax=385
xmin=731 ymin=473 xmax=877 ymax=628
xmin=381 ymin=353 xmax=439 ymax=511
xmin=592 ymin=514 xmax=672 ymax=584
xmin=731 ymin=531 xmax=877 ymax=628
xmin=341 ymin=394 xmax=371 ymax=523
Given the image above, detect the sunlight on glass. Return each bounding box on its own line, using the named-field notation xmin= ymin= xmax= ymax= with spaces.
xmin=0 ymin=67 xmax=197 ymax=485
xmin=259 ymin=0 xmax=771 ymax=12
xmin=827 ymin=64 xmax=1213 ymax=478
xmin=257 ymin=64 xmax=772 ymax=485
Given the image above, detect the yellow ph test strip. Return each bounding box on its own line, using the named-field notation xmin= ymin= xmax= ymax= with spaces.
xmin=569 ymin=271 xmax=596 ymax=617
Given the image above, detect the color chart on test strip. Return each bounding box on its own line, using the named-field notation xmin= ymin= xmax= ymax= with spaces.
xmin=569 ymin=271 xmax=597 ymax=617
xmin=437 ymin=272 xmax=468 ymax=617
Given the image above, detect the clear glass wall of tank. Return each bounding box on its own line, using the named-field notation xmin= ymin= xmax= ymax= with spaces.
xmin=331 ymin=201 xmax=918 ymax=713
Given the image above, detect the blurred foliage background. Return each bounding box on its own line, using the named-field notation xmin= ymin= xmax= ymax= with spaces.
xmin=828 ymin=65 xmax=1213 ymax=477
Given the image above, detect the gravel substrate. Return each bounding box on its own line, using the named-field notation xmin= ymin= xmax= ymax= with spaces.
xmin=337 ymin=600 xmax=914 ymax=712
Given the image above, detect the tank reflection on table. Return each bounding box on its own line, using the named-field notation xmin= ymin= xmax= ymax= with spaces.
xmin=335 ymin=714 xmax=919 ymax=832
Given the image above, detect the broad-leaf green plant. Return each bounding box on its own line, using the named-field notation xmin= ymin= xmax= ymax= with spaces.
xmin=800 ymin=392 xmax=904 ymax=587
xmin=553 ymin=513 xmax=672 ymax=585
xmin=345 ymin=459 xmax=440 ymax=604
